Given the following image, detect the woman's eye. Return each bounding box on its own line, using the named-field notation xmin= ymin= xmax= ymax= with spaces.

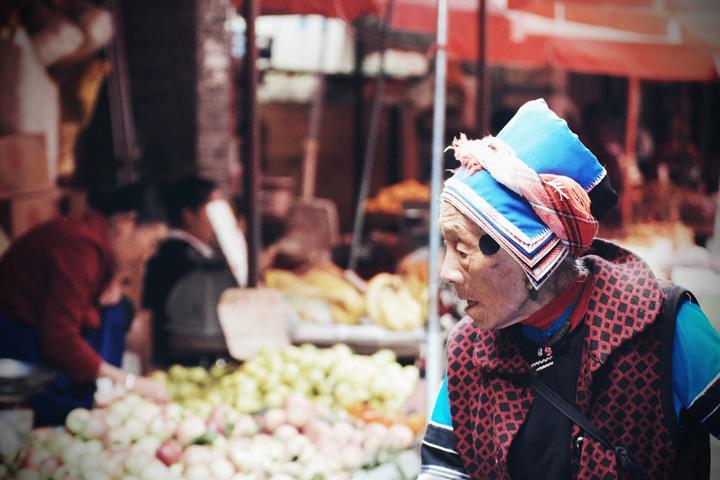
xmin=479 ymin=234 xmax=500 ymax=255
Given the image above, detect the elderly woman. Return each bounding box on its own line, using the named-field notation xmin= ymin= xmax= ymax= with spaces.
xmin=420 ymin=100 xmax=719 ymax=480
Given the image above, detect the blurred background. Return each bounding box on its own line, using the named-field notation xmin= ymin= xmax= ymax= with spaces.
xmin=0 ymin=0 xmax=719 ymax=478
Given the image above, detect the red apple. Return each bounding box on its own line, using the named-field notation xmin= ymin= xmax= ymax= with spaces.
xmin=156 ymin=440 xmax=182 ymax=466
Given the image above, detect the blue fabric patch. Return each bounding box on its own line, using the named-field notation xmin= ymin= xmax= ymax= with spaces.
xmin=431 ymin=375 xmax=453 ymax=427
xmin=497 ymin=99 xmax=604 ymax=188
xmin=454 ymin=170 xmax=551 ymax=241
xmin=672 ymin=300 xmax=720 ymax=417
xmin=443 ymin=183 xmax=559 ymax=253
xmin=446 ymin=99 xmax=606 ymax=244
xmin=0 ymin=302 xmax=130 ymax=426
xmin=520 ymin=299 xmax=577 ymax=344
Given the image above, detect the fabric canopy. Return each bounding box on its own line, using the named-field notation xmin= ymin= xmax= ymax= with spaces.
xmin=507 ymin=0 xmax=720 ymax=48
xmin=231 ymin=1 xmax=719 ymax=80
xmin=391 ymin=1 xmax=547 ymax=67
xmin=384 ymin=0 xmax=720 ymax=81
xmin=551 ymin=39 xmax=718 ymax=80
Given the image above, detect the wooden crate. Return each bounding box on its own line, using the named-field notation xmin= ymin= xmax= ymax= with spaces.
xmin=0 ymin=188 xmax=62 ymax=239
xmin=0 ymin=134 xmax=51 ymax=194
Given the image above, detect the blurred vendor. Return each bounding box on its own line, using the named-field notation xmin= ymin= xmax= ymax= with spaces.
xmin=143 ymin=175 xmax=236 ymax=366
xmin=0 ymin=184 xmax=169 ymax=425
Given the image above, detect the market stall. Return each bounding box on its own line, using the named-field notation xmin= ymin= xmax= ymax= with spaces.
xmin=3 ymin=0 xmax=718 ymax=478
xmin=1 ymin=345 xmax=424 ymax=480
xmin=230 ymin=0 xmax=448 ymax=360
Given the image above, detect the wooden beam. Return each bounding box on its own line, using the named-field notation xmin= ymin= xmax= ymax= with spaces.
xmin=621 ymin=76 xmax=641 ymax=228
xmin=475 ymin=0 xmax=488 ymax=134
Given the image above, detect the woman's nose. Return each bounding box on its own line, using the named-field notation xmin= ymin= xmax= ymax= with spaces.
xmin=441 ymin=250 xmax=463 ymax=285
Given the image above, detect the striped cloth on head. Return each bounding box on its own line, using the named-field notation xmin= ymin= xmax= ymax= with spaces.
xmin=441 ymin=99 xmax=611 ymax=288
xmin=447 ymin=134 xmax=598 ymax=257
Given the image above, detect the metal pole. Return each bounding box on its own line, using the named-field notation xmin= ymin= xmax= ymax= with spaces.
xmin=713 ymin=176 xmax=720 ymax=256
xmin=352 ymin=33 xmax=366 ymax=208
xmin=476 ymin=0 xmax=487 ymax=134
xmin=426 ymin=0 xmax=449 ymax=418
xmin=242 ymin=0 xmax=260 ymax=287
xmin=301 ymin=18 xmax=330 ymax=199
xmin=348 ymin=0 xmax=396 ymax=272
xmin=106 ymin=0 xmax=139 ymax=183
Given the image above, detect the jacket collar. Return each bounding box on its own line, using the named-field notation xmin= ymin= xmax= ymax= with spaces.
xmin=166 ymin=229 xmax=216 ymax=259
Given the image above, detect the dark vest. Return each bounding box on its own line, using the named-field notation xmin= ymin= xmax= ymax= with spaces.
xmin=447 ymin=239 xmax=709 ymax=479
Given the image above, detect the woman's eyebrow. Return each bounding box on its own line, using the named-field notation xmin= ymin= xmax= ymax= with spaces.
xmin=440 ymin=224 xmax=461 ymax=242
xmin=441 ymin=218 xmax=484 ymax=244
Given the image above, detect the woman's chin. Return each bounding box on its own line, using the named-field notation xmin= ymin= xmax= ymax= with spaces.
xmin=467 ymin=308 xmax=521 ymax=331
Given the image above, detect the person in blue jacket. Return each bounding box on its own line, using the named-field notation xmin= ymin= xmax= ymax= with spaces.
xmin=419 ymin=99 xmax=719 ymax=480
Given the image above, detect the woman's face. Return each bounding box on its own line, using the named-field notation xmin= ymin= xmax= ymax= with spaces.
xmin=439 ymin=201 xmax=532 ymax=330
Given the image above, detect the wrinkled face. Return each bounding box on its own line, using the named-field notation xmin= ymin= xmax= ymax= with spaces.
xmin=439 ymin=201 xmax=531 ymax=330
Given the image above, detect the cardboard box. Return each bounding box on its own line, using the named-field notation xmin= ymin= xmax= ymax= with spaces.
xmin=0 ymin=135 xmax=51 ymax=194
xmin=0 ymin=188 xmax=61 ymax=239
xmin=218 ymin=288 xmax=290 ymax=360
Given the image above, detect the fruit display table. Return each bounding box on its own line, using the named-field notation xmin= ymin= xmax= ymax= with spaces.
xmin=289 ymin=322 xmax=425 ymax=358
xmin=3 ymin=344 xmax=426 ymax=480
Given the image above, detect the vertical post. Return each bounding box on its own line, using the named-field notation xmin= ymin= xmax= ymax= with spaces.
xmin=242 ymin=0 xmax=260 ymax=287
xmin=301 ymin=18 xmax=330 ymax=200
xmin=621 ymin=76 xmax=640 ymax=228
xmin=701 ymin=84 xmax=720 ymax=255
xmin=426 ymin=0 xmax=449 ymax=418
xmin=196 ymin=0 xmax=233 ymax=192
xmin=400 ymin=105 xmax=419 ymax=180
xmin=713 ymin=174 xmax=720 ymax=256
xmin=352 ymin=34 xmax=366 ymax=209
xmin=106 ymin=0 xmax=139 ymax=183
xmin=476 ymin=0 xmax=487 ymax=135
xmin=348 ymin=0 xmax=396 ymax=272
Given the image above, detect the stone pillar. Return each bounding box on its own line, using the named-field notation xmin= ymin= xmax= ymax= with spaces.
xmin=195 ymin=0 xmax=234 ymax=192
xmin=124 ymin=0 xmax=233 ymax=189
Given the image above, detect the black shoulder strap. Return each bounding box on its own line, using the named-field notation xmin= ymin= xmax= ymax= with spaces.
xmin=529 ymin=282 xmax=693 ymax=480
xmin=658 ymin=282 xmax=694 ymax=444
xmin=530 ymin=377 xmax=649 ymax=480
xmin=659 ymin=282 xmax=693 ymax=324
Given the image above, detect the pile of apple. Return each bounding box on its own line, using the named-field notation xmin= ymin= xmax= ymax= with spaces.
xmin=10 ymin=391 xmax=416 ymax=480
xmin=153 ymin=344 xmax=420 ymax=417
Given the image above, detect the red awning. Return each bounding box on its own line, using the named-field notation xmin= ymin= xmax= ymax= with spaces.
xmin=384 ymin=0 xmax=719 ymax=81
xmin=391 ymin=1 xmax=547 ymax=68
xmin=551 ymin=40 xmax=718 ymax=80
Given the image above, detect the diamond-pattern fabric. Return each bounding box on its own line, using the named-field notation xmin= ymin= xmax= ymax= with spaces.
xmin=446 ymin=240 xmax=709 ymax=479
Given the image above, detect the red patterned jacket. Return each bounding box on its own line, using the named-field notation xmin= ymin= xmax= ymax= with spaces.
xmin=446 ymin=240 xmax=709 ymax=479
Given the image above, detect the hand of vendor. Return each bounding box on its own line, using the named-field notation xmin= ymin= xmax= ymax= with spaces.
xmin=128 ymin=375 xmax=170 ymax=404
xmin=98 ymin=276 xmax=123 ymax=307
xmin=98 ymin=362 xmax=169 ymax=404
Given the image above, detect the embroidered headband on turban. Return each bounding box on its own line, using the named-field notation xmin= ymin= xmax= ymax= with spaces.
xmin=441 ymin=99 xmax=617 ymax=288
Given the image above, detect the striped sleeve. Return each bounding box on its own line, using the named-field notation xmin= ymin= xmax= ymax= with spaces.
xmin=672 ymin=300 xmax=720 ymax=437
xmin=419 ymin=376 xmax=469 ymax=480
